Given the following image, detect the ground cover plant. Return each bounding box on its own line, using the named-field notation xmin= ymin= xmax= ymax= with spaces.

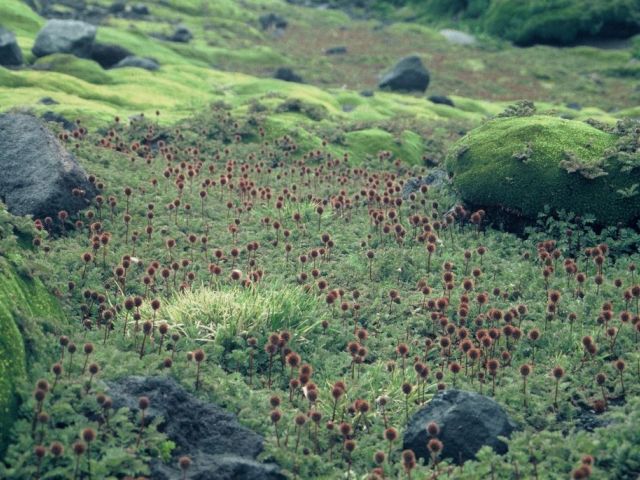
xmin=1 ymin=0 xmax=640 ymax=479
xmin=0 ymin=103 xmax=638 ymax=479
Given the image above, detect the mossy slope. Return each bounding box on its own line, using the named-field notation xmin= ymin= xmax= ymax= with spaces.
xmin=445 ymin=115 xmax=640 ymax=225
xmin=0 ymin=257 xmax=63 ymax=452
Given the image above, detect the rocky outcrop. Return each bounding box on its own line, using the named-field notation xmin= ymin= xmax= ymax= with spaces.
xmin=0 ymin=28 xmax=23 ymax=66
xmin=108 ymin=376 xmax=284 ymax=480
xmin=0 ymin=113 xmax=95 ymax=220
xmin=32 ymin=19 xmax=97 ymax=58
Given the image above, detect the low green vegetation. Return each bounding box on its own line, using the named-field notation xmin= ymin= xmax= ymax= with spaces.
xmin=0 ymin=208 xmax=64 ymax=453
xmin=0 ymin=0 xmax=639 ymax=478
xmin=0 ymin=105 xmax=638 ymax=478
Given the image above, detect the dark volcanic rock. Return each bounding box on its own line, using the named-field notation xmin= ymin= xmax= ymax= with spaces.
xmin=274 ymin=67 xmax=303 ymax=83
xmin=131 ymin=3 xmax=150 ymax=15
xmin=259 ymin=13 xmax=288 ymax=30
xmin=109 ymin=1 xmax=127 ymax=14
xmin=109 ymin=376 xmax=284 ymax=480
xmin=39 ymin=97 xmax=59 ymax=105
xmin=90 ymin=43 xmax=132 ymax=68
xmin=32 ymin=19 xmax=97 ymax=58
xmin=325 ymin=46 xmax=347 ymax=55
xmin=0 ymin=113 xmax=95 ymax=219
xmin=379 ymin=55 xmax=430 ymax=92
xmin=112 ymin=55 xmax=159 ymax=70
xmin=0 ymin=27 xmax=23 ymax=66
xmin=429 ymin=95 xmax=455 ymax=107
xmin=41 ymin=111 xmax=75 ymax=130
xmin=169 ymin=25 xmax=193 ymax=43
xmin=403 ymin=389 xmax=517 ymax=465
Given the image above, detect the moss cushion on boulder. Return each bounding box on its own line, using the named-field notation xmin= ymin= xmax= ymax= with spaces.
xmin=445 ymin=115 xmax=640 ymax=225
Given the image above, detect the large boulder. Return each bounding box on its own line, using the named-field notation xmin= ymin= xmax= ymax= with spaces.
xmin=403 ymin=389 xmax=517 ymax=465
xmin=445 ymin=113 xmax=640 ymax=225
xmin=379 ymin=55 xmax=429 ymax=92
xmin=0 ymin=113 xmax=95 ymax=220
xmin=0 ymin=28 xmax=23 ymax=66
xmin=32 ymin=19 xmax=97 ymax=58
xmin=109 ymin=376 xmax=284 ymax=480
xmin=112 ymin=55 xmax=159 ymax=70
xmin=90 ymin=42 xmax=132 ymax=68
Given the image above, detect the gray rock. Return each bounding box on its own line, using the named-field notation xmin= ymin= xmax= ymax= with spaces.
xmin=566 ymin=102 xmax=582 ymax=111
xmin=428 ymin=95 xmax=455 ymax=107
xmin=325 ymin=46 xmax=347 ymax=55
xmin=109 ymin=376 xmax=284 ymax=480
xmin=151 ymin=454 xmax=284 ymax=480
xmin=440 ymin=29 xmax=477 ymax=46
xmin=0 ymin=27 xmax=23 ymax=66
xmin=274 ymin=67 xmax=303 ymax=83
xmin=403 ymin=389 xmax=517 ymax=465
xmin=90 ymin=42 xmax=132 ymax=68
xmin=360 ymin=89 xmax=374 ymax=97
xmin=169 ymin=25 xmax=193 ymax=43
xmin=131 ymin=3 xmax=149 ymax=15
xmin=259 ymin=13 xmax=288 ymax=30
xmin=379 ymin=55 xmax=429 ymax=92
xmin=113 ymin=55 xmax=159 ymax=70
xmin=39 ymin=97 xmax=59 ymax=105
xmin=32 ymin=19 xmax=97 ymax=58
xmin=0 ymin=113 xmax=95 ymax=220
xmin=402 ymin=170 xmax=449 ymax=199
xmin=109 ymin=2 xmax=127 ymax=14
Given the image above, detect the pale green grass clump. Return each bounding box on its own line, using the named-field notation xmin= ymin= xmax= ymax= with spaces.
xmin=158 ymin=284 xmax=326 ymax=343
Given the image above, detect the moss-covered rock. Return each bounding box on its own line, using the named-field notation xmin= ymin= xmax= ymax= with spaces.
xmin=0 ymin=256 xmax=63 ymax=452
xmin=445 ymin=115 xmax=640 ymax=225
xmin=483 ymin=0 xmax=640 ymax=46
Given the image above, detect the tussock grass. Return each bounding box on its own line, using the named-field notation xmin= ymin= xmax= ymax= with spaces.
xmin=158 ymin=284 xmax=325 ymax=343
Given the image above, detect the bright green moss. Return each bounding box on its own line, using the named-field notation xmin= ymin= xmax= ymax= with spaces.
xmin=445 ymin=115 xmax=640 ymax=225
xmin=483 ymin=0 xmax=640 ymax=46
xmin=34 ymin=54 xmax=115 ymax=85
xmin=344 ymin=128 xmax=424 ymax=165
xmin=0 ymin=1 xmax=44 ymax=37
xmin=0 ymin=257 xmax=63 ymax=452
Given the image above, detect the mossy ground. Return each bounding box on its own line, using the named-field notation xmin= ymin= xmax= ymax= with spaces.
xmin=0 ymin=107 xmax=638 ymax=479
xmin=0 ymin=1 xmax=639 ymax=479
xmin=0 ymin=255 xmax=64 ymax=452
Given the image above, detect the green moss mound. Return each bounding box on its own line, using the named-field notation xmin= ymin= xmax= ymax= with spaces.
xmin=483 ymin=0 xmax=640 ymax=46
xmin=445 ymin=115 xmax=640 ymax=225
xmin=0 ymin=257 xmax=62 ymax=452
xmin=33 ymin=54 xmax=115 ymax=85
